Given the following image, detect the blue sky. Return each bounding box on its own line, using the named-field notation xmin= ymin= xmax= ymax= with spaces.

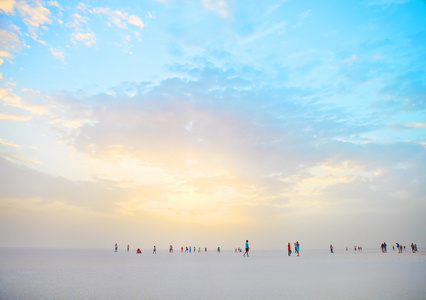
xmin=0 ymin=0 xmax=425 ymax=249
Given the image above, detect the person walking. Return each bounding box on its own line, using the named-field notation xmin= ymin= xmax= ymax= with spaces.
xmin=244 ymin=240 xmax=250 ymax=257
xmin=288 ymin=242 xmax=292 ymax=256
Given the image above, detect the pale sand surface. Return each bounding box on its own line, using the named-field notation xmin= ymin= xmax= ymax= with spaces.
xmin=0 ymin=248 xmax=425 ymax=299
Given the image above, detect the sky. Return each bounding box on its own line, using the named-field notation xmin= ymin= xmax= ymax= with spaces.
xmin=0 ymin=0 xmax=425 ymax=250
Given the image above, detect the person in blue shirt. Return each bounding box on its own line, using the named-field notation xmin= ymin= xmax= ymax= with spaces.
xmin=296 ymin=241 xmax=300 ymax=256
xmin=243 ymin=240 xmax=249 ymax=257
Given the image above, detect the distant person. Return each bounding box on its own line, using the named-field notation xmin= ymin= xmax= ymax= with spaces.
xmin=205 ymin=247 xmax=207 ymax=252
xmin=217 ymin=247 xmax=221 ymax=253
xmin=288 ymin=242 xmax=291 ymax=256
xmin=185 ymin=246 xmax=188 ymax=253
xmin=169 ymin=245 xmax=173 ymax=253
xmin=181 ymin=246 xmax=183 ymax=253
xmin=136 ymin=248 xmax=141 ymax=254
xmin=127 ymin=245 xmax=130 ymax=252
xmin=296 ymin=241 xmax=300 ymax=256
xmin=115 ymin=243 xmax=118 ymax=252
xmin=244 ymin=240 xmax=249 ymax=257
xmin=153 ymin=246 xmax=157 ymax=254
xmin=330 ymin=244 xmax=333 ymax=253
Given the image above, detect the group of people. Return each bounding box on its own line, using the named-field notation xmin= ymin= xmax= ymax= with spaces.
xmin=116 ymin=241 xmax=418 ymax=255
xmin=388 ymin=243 xmax=418 ymax=253
xmin=396 ymin=243 xmax=404 ymax=253
xmin=287 ymin=241 xmax=300 ymax=256
xmin=182 ymin=246 xmax=208 ymax=253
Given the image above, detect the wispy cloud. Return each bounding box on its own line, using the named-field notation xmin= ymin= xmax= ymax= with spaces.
xmin=5 ymin=153 xmax=41 ymax=164
xmin=91 ymin=7 xmax=145 ymax=29
xmin=15 ymin=0 xmax=52 ymax=41
xmin=300 ymin=9 xmax=312 ymax=19
xmin=71 ymin=31 xmax=96 ymax=46
xmin=0 ymin=29 xmax=23 ymax=63
xmin=0 ymin=112 xmax=32 ymax=121
xmin=0 ymin=138 xmax=19 ymax=147
xmin=407 ymin=122 xmax=426 ymax=128
xmin=237 ymin=21 xmax=286 ymax=44
xmin=344 ymin=54 xmax=357 ymax=62
xmin=50 ymin=46 xmax=64 ymax=61
xmin=202 ymin=0 xmax=231 ymax=18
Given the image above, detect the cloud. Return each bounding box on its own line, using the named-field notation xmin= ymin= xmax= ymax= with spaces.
xmin=237 ymin=21 xmax=287 ymax=44
xmin=0 ymin=0 xmax=16 ymax=14
xmin=71 ymin=13 xmax=88 ymax=26
xmin=76 ymin=2 xmax=89 ymax=12
xmin=300 ymin=9 xmax=312 ymax=19
xmin=4 ymin=153 xmax=41 ymax=164
xmin=71 ymin=31 xmax=96 ymax=46
xmin=377 ymin=71 xmax=426 ymax=113
xmin=147 ymin=11 xmax=155 ymax=19
xmin=47 ymin=0 xmax=60 ymax=8
xmin=0 ymin=112 xmax=32 ymax=121
xmin=0 ymin=157 xmax=120 ymax=209
xmin=34 ymin=64 xmax=383 ymax=212
xmin=0 ymin=138 xmax=19 ymax=147
xmin=91 ymin=7 xmax=145 ymax=29
xmin=50 ymin=47 xmax=64 ymax=61
xmin=202 ymin=0 xmax=231 ymax=18
xmin=0 ymin=87 xmax=21 ymax=106
xmin=0 ymin=29 xmax=23 ymax=62
xmin=407 ymin=122 xmax=426 ymax=128
xmin=344 ymin=54 xmax=357 ymax=62
xmin=128 ymin=14 xmax=144 ymax=29
xmin=15 ymin=0 xmax=52 ymax=39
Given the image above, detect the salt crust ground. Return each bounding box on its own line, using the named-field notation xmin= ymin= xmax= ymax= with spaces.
xmin=0 ymin=248 xmax=425 ymax=300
